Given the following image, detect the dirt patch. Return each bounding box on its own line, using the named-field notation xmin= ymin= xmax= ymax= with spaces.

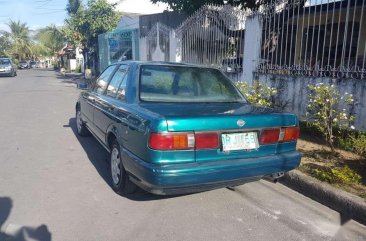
xmin=297 ymin=138 xmax=366 ymax=199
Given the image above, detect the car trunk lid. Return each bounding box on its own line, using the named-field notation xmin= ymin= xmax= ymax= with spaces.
xmin=142 ymin=102 xmax=298 ymax=162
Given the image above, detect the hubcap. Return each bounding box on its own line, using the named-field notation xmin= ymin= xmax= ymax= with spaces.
xmin=76 ymin=110 xmax=82 ymax=132
xmin=111 ymin=147 xmax=121 ymax=185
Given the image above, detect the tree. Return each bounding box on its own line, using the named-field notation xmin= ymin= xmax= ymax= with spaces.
xmin=63 ymin=0 xmax=121 ymax=72
xmin=35 ymin=25 xmax=65 ymax=57
xmin=151 ymin=0 xmax=270 ymax=14
xmin=66 ymin=0 xmax=82 ymax=15
xmin=6 ymin=20 xmax=33 ymax=60
xmin=0 ymin=32 xmax=12 ymax=57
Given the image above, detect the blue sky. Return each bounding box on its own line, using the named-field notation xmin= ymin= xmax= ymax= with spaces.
xmin=0 ymin=0 xmax=167 ymax=31
xmin=0 ymin=0 xmax=69 ymax=31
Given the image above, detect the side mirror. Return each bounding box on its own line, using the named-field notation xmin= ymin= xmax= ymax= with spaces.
xmin=77 ymin=83 xmax=88 ymax=90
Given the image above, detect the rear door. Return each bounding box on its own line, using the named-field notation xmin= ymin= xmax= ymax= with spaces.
xmin=93 ymin=64 xmax=129 ymax=142
xmin=80 ymin=65 xmax=117 ymax=135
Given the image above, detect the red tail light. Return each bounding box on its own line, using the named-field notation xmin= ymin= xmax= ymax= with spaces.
xmin=281 ymin=127 xmax=299 ymax=142
xmin=260 ymin=129 xmax=280 ymax=144
xmin=149 ymin=132 xmax=219 ymax=150
xmin=261 ymin=127 xmax=299 ymax=145
xmin=149 ymin=132 xmax=194 ymax=150
xmin=195 ymin=133 xmax=219 ymax=149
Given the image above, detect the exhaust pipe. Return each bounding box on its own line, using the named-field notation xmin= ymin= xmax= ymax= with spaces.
xmin=263 ymin=172 xmax=285 ymax=183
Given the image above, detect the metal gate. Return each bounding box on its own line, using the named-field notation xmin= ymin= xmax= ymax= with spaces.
xmin=176 ymin=4 xmax=250 ymax=80
xmin=146 ymin=23 xmax=171 ymax=61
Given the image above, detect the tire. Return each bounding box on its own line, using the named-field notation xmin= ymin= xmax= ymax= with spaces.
xmin=110 ymin=140 xmax=137 ymax=195
xmin=11 ymin=70 xmax=16 ymax=77
xmin=76 ymin=108 xmax=90 ymax=136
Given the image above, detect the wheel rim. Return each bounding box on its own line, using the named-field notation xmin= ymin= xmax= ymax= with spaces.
xmin=111 ymin=147 xmax=121 ymax=185
xmin=76 ymin=110 xmax=82 ymax=133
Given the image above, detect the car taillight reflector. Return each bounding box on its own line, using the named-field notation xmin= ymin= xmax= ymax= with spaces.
xmin=260 ymin=129 xmax=280 ymax=144
xmin=149 ymin=133 xmax=194 ymax=150
xmin=281 ymin=127 xmax=300 ymax=142
xmin=195 ymin=133 xmax=219 ymax=149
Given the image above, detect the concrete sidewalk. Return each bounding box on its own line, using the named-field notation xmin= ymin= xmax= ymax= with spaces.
xmin=280 ymin=170 xmax=366 ymax=225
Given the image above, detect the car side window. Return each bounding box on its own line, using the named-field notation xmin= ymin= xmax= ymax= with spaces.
xmin=105 ymin=65 xmax=128 ymax=98
xmin=94 ymin=65 xmax=116 ymax=94
xmin=116 ymin=65 xmax=129 ymax=100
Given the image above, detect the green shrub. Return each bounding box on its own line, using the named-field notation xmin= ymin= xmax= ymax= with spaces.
xmin=307 ymin=83 xmax=354 ymax=151
xmin=351 ymin=134 xmax=366 ymax=157
xmin=312 ymin=165 xmax=361 ymax=185
xmin=313 ymin=168 xmax=334 ymax=183
xmin=235 ymin=81 xmax=277 ymax=107
xmin=75 ymin=65 xmax=82 ymax=73
xmin=332 ymin=165 xmax=362 ymax=184
xmin=12 ymin=58 xmax=19 ymax=66
xmin=337 ymin=130 xmax=366 ymax=158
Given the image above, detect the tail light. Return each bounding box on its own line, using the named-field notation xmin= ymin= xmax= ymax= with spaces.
xmin=281 ymin=127 xmax=299 ymax=142
xmin=260 ymin=129 xmax=280 ymax=144
xmin=261 ymin=127 xmax=299 ymax=145
xmin=149 ymin=132 xmax=219 ymax=150
xmin=195 ymin=133 xmax=219 ymax=149
xmin=149 ymin=132 xmax=194 ymax=150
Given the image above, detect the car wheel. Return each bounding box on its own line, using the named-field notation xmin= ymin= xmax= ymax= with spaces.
xmin=110 ymin=140 xmax=137 ymax=195
xmin=76 ymin=108 xmax=90 ymax=136
xmin=11 ymin=71 xmax=15 ymax=77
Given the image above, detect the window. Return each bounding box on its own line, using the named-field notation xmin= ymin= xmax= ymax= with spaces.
xmin=0 ymin=59 xmax=10 ymax=65
xmin=117 ymin=69 xmax=128 ymax=100
xmin=105 ymin=65 xmax=128 ymax=98
xmin=94 ymin=65 xmax=117 ymax=94
xmin=139 ymin=65 xmax=245 ymax=103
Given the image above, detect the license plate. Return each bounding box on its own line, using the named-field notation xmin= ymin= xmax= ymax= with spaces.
xmin=221 ymin=132 xmax=259 ymax=151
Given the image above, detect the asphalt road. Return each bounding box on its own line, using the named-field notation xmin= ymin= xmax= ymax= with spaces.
xmin=0 ymin=69 xmax=365 ymax=241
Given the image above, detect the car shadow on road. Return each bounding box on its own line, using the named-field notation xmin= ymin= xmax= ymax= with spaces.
xmin=66 ymin=118 xmax=178 ymax=201
xmin=0 ymin=197 xmax=52 ymax=241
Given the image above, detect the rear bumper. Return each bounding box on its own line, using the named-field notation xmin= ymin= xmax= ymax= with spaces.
xmin=122 ymin=149 xmax=301 ymax=195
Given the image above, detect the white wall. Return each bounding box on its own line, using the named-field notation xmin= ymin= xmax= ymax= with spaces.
xmin=242 ymin=14 xmax=262 ymax=85
xmin=257 ymin=74 xmax=366 ymax=131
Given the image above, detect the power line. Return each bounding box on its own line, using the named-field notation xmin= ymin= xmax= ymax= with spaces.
xmin=33 ymin=10 xmax=66 ymax=16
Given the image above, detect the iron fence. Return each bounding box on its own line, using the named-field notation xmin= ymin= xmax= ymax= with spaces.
xmin=256 ymin=0 xmax=366 ymax=79
xmin=176 ymin=4 xmax=250 ymax=80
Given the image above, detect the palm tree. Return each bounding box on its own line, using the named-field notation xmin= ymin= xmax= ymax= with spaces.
xmin=0 ymin=31 xmax=12 ymax=57
xmin=36 ymin=25 xmax=65 ymax=56
xmin=6 ymin=20 xmax=33 ymax=60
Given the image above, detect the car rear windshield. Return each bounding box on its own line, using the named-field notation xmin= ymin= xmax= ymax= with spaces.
xmin=0 ymin=59 xmax=10 ymax=65
xmin=139 ymin=65 xmax=245 ymax=103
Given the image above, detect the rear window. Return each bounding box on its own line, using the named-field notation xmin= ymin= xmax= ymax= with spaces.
xmin=0 ymin=59 xmax=10 ymax=65
xmin=139 ymin=65 xmax=245 ymax=103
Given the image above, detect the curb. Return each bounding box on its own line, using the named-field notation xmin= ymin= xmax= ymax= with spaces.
xmin=279 ymin=170 xmax=366 ymax=225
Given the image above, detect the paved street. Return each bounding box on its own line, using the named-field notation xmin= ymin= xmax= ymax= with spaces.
xmin=0 ymin=69 xmax=365 ymax=241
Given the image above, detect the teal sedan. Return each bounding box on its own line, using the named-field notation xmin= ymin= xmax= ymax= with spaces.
xmin=76 ymin=61 xmax=301 ymax=195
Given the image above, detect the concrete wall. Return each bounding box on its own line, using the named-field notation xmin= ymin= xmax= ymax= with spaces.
xmin=256 ymin=74 xmax=366 ymax=130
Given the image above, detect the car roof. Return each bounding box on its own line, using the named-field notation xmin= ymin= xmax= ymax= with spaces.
xmin=116 ymin=61 xmax=218 ymax=69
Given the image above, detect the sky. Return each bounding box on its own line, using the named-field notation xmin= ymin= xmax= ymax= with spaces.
xmin=0 ymin=0 xmax=168 ymax=32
